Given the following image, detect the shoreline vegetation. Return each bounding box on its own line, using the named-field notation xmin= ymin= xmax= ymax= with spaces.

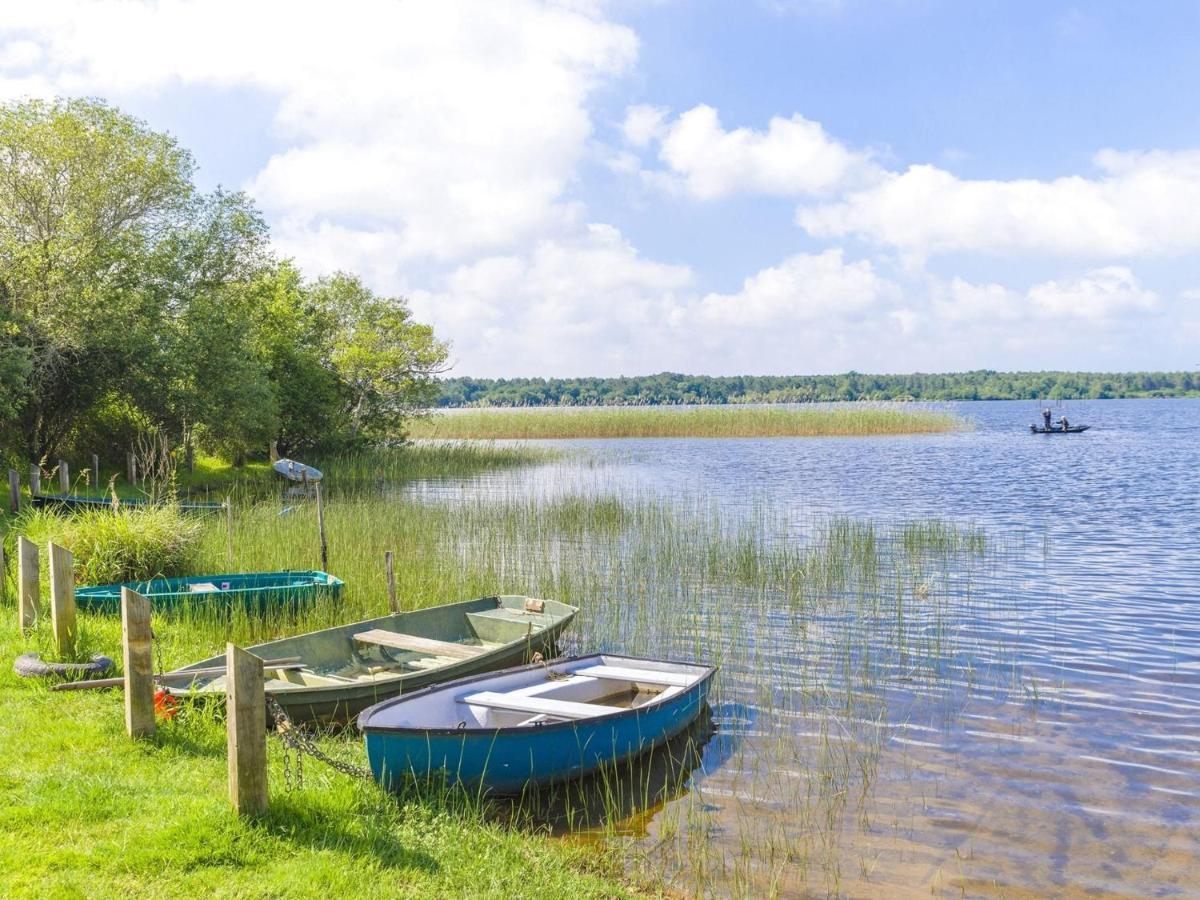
xmin=0 ymin=443 xmax=995 ymax=896
xmin=438 ymin=369 xmax=1200 ymax=406
xmin=408 ymin=404 xmax=966 ymax=439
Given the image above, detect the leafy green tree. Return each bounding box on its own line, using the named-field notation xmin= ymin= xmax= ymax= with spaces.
xmin=310 ymin=273 xmax=450 ymax=442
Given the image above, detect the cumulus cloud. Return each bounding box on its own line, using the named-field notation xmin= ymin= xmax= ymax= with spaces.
xmin=632 ymin=103 xmax=880 ymax=199
xmin=798 ymin=150 xmax=1200 ymax=259
xmin=1 ymin=0 xmax=637 ymax=263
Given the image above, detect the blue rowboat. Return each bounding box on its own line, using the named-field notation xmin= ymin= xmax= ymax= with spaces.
xmin=358 ymin=653 xmax=716 ymax=795
xmin=74 ymin=570 xmax=344 ymax=614
xmin=31 ymin=493 xmax=224 ymax=514
xmin=273 ymin=458 xmax=323 ymax=482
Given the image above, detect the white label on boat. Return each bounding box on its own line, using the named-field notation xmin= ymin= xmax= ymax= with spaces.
xmin=190 ymin=583 xmax=220 ymax=593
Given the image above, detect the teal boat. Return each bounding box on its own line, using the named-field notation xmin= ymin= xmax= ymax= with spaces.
xmin=358 ymin=653 xmax=715 ymax=794
xmin=164 ymin=595 xmax=578 ymax=724
xmin=31 ymin=493 xmax=224 ymax=514
xmin=75 ymin=570 xmax=343 ymax=613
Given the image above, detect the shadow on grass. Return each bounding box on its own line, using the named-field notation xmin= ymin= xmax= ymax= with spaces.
xmin=259 ymin=794 xmax=441 ymax=875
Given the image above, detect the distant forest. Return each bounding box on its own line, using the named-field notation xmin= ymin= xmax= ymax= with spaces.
xmin=437 ymin=371 xmax=1200 ymax=407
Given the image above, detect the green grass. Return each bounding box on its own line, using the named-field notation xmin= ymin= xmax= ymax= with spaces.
xmin=0 ymin=445 xmax=1002 ymax=898
xmin=407 ymin=404 xmax=966 ymax=439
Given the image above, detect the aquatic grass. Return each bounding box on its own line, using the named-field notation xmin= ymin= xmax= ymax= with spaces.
xmin=407 ymin=403 xmax=967 ymax=439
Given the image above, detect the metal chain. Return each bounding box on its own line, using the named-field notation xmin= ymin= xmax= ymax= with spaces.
xmin=266 ymin=695 xmax=373 ymax=787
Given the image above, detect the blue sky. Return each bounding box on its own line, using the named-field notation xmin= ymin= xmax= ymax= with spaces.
xmin=3 ymin=1 xmax=1199 ymax=376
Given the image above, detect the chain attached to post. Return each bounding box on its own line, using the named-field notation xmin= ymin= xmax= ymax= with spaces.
xmin=265 ymin=695 xmax=373 ymax=788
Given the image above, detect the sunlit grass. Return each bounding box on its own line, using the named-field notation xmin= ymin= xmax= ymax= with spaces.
xmin=407 ymin=403 xmax=966 ymax=439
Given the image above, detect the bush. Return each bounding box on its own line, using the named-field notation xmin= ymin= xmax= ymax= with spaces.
xmin=11 ymin=505 xmax=203 ymax=585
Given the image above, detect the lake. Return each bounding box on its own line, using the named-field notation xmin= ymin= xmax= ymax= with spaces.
xmin=409 ymin=399 xmax=1200 ymax=897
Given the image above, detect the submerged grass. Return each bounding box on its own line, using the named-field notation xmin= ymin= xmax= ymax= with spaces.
xmin=0 ymin=445 xmax=1006 ymax=898
xmin=408 ymin=403 xmax=966 ymax=439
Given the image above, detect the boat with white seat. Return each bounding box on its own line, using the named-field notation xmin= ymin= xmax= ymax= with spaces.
xmin=357 ymin=653 xmax=716 ymax=793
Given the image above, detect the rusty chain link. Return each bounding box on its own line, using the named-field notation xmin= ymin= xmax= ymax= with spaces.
xmin=266 ymin=695 xmax=373 ymax=789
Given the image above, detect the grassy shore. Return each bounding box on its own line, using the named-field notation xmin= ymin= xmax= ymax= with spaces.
xmin=408 ymin=403 xmax=965 ymax=439
xmin=0 ymin=445 xmax=998 ymax=896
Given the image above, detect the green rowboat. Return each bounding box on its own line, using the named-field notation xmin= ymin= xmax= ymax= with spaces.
xmin=31 ymin=493 xmax=224 ymax=514
xmin=75 ymin=571 xmax=344 ymax=613
xmin=164 ymin=595 xmax=578 ymax=724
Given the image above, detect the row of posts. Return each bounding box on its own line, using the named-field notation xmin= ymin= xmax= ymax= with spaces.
xmin=6 ymin=538 xmax=268 ymax=817
xmin=7 ymin=453 xmax=142 ymax=513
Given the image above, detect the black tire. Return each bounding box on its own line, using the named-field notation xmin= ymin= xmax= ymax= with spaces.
xmin=13 ymin=652 xmax=115 ymax=679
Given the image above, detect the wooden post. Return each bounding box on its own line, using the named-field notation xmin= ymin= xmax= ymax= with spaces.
xmin=269 ymin=440 xmax=279 ymax=463
xmin=127 ymin=450 xmax=136 ymax=486
xmin=49 ymin=543 xmax=77 ymax=657
xmin=29 ymin=464 xmax=40 ymax=498
xmin=7 ymin=468 xmax=18 ymax=513
xmin=385 ymin=550 xmax=399 ymax=613
xmin=58 ymin=459 xmax=70 ymax=494
xmin=225 ymin=498 xmax=234 ymax=568
xmin=92 ymin=453 xmax=100 ymax=488
xmin=17 ymin=536 xmax=39 ymax=630
xmin=0 ymin=542 xmax=5 ymax=604
xmin=315 ymin=480 xmax=328 ymax=571
xmin=121 ymin=587 xmax=155 ymax=739
xmin=226 ymin=643 xmax=268 ymax=816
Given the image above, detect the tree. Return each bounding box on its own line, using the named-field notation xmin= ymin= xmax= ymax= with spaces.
xmin=309 ymin=274 xmax=450 ymax=442
xmin=0 ymin=97 xmax=195 ymax=460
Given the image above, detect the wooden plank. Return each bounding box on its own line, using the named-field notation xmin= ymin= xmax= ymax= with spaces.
xmin=17 ymin=536 xmax=39 ymax=631
xmin=7 ymin=469 xmax=19 ymax=514
xmin=226 ymin=643 xmax=268 ymax=816
xmin=354 ymin=629 xmax=486 ymax=660
xmin=121 ymin=587 xmax=155 ymax=738
xmin=315 ymin=480 xmax=328 ymax=572
xmin=49 ymin=543 xmax=77 ymax=657
xmin=462 ymin=691 xmax=623 ymax=720
xmin=572 ymin=664 xmax=695 ymax=688
xmin=29 ymin=464 xmax=40 ymax=498
xmin=385 ymin=550 xmax=398 ymax=614
xmin=51 ymin=659 xmax=305 ymax=691
xmin=58 ymin=459 xmax=69 ymax=493
xmin=92 ymin=453 xmax=100 ymax=488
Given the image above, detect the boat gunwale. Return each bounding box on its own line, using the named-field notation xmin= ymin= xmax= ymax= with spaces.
xmin=356 ymin=652 xmax=716 ymax=737
xmin=169 ymin=597 xmax=580 ymax=699
xmin=76 ymin=569 xmax=345 ymax=601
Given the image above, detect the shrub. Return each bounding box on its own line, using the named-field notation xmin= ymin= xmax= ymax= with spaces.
xmin=11 ymin=505 xmax=203 ymax=585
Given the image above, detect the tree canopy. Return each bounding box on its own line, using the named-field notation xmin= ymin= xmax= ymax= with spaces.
xmin=0 ymin=97 xmax=448 ymax=464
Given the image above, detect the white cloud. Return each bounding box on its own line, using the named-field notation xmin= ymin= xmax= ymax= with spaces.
xmin=1028 ymin=266 xmax=1158 ymax=319
xmin=798 ymin=151 xmax=1200 ymax=259
xmin=1 ymin=0 xmax=637 ymax=263
xmin=696 ymin=249 xmax=893 ymax=326
xmin=621 ymin=103 xmax=667 ymax=147
xmin=638 ymin=104 xmax=880 ymax=199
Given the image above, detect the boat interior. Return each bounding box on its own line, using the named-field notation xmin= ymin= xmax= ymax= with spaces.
xmin=364 ymin=654 xmax=711 ymax=730
xmin=174 ymin=596 xmax=567 ymax=694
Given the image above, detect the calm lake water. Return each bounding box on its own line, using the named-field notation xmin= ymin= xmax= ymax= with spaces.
xmin=412 ymin=399 xmax=1200 ymax=897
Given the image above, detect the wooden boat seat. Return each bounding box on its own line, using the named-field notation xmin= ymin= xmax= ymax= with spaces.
xmin=462 ymin=691 xmax=623 ymax=720
xmin=353 ymin=630 xmax=486 ymax=660
xmin=572 ymin=664 xmax=694 ymax=688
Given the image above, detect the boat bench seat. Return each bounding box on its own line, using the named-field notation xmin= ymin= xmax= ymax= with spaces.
xmin=462 ymin=691 xmax=623 ymax=720
xmin=572 ymin=664 xmax=695 ymax=688
xmin=354 ymin=630 xmax=486 ymax=660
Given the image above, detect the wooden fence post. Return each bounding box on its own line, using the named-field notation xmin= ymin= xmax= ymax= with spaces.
xmin=226 ymin=643 xmax=268 ymax=816
xmin=121 ymin=587 xmax=155 ymax=739
xmin=127 ymin=451 xmax=137 ymax=486
xmin=385 ymin=550 xmax=399 ymax=614
xmin=17 ymin=536 xmax=39 ymax=631
xmin=49 ymin=543 xmax=77 ymax=657
xmin=0 ymin=542 xmax=6 ymax=604
xmin=269 ymin=440 xmax=279 ymax=463
xmin=225 ymin=498 xmax=234 ymax=568
xmin=58 ymin=459 xmax=70 ymax=494
xmin=29 ymin=464 xmax=40 ymax=498
xmin=7 ymin=469 xmax=18 ymax=513
xmin=315 ymin=481 xmax=328 ymax=571
xmin=92 ymin=453 xmax=100 ymax=488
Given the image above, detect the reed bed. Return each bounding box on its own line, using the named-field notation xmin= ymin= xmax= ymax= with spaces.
xmin=407 ymin=403 xmax=966 ymax=439
xmin=2 ymin=457 xmax=1014 ymax=897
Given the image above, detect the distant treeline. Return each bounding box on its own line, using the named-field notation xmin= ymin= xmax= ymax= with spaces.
xmin=438 ymin=371 xmax=1200 ymax=407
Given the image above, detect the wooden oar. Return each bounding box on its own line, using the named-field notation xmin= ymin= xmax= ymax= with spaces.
xmin=50 ymin=657 xmax=304 ymax=692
